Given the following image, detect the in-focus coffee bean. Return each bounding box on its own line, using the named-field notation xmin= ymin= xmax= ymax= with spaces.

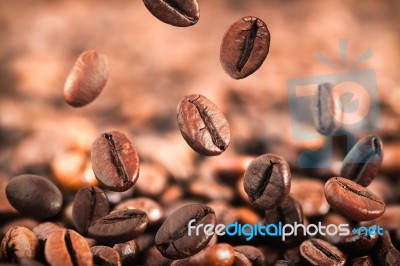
xmin=324 ymin=177 xmax=385 ymax=221
xmin=91 ymin=131 xmax=140 ymax=192
xmin=340 ymin=135 xmax=383 ymax=187
xmin=243 ymin=154 xmax=291 ymax=210
xmin=177 ymin=94 xmax=231 ymax=156
xmin=0 ymin=226 xmax=39 ymax=263
xmin=91 ymin=246 xmax=121 ymax=266
xmin=142 ymin=0 xmax=200 ymax=27
xmin=300 ymin=238 xmax=346 ymax=266
xmin=155 ymin=204 xmax=216 ymax=259
xmin=220 ymin=16 xmax=270 ymax=79
xmin=63 ymin=50 xmax=109 ymax=107
xmin=6 ymin=175 xmax=63 ymax=219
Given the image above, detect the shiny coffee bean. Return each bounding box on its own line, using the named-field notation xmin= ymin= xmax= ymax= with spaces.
xmin=0 ymin=226 xmax=39 ymax=263
xmin=171 ymin=243 xmax=235 ymax=266
xmin=32 ymin=222 xmax=63 ymax=243
xmin=6 ymin=175 xmax=63 ymax=219
xmin=339 ymin=229 xmax=378 ymax=253
xmin=373 ymin=231 xmax=400 ymax=266
xmin=155 ymin=204 xmax=216 ymax=259
xmin=244 ymin=154 xmax=291 ymax=210
xmin=91 ymin=131 xmax=140 ymax=192
xmin=114 ymin=197 xmax=163 ymax=225
xmin=324 ymin=177 xmax=385 ymax=221
xmin=44 ymin=229 xmax=92 ymax=266
xmin=63 ymin=50 xmax=109 ymax=107
xmin=88 ymin=209 xmax=148 ymax=244
xmin=142 ymin=0 xmax=199 ymax=27
xmin=234 ymin=245 xmax=266 ymax=266
xmin=177 ymin=94 xmax=231 ymax=156
xmin=91 ymin=246 xmax=121 ymax=266
xmin=113 ymin=240 xmax=139 ymax=266
xmin=312 ymin=83 xmax=342 ymax=136
xmin=300 ymin=238 xmax=346 ymax=266
xmin=351 ymin=256 xmax=373 ymax=266
xmin=72 ymin=186 xmax=109 ymax=235
xmin=340 ymin=135 xmax=383 ymax=187
xmin=220 ymin=16 xmax=270 ymax=79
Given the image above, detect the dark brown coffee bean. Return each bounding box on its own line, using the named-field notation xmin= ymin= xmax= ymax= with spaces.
xmin=258 ymin=246 xmax=281 ymax=266
xmin=339 ymin=229 xmax=379 ymax=253
xmin=324 ymin=177 xmax=385 ymax=221
xmin=234 ymin=246 xmax=266 ymax=266
xmin=0 ymin=226 xmax=39 ymax=263
xmin=63 ymin=50 xmax=109 ymax=107
xmin=373 ymin=231 xmax=400 ymax=266
xmin=351 ymin=256 xmax=373 ymax=266
xmin=87 ymin=209 xmax=147 ymax=244
xmin=32 ymin=222 xmax=63 ymax=243
xmin=155 ymin=204 xmax=216 ymax=259
xmin=283 ymin=246 xmax=301 ymax=265
xmin=91 ymin=131 xmax=140 ymax=192
xmin=300 ymin=238 xmax=346 ymax=266
xmin=220 ymin=16 xmax=270 ymax=79
xmin=91 ymin=246 xmax=121 ymax=266
xmin=114 ymin=197 xmax=163 ymax=225
xmin=340 ymin=135 xmax=383 ymax=187
xmin=113 ymin=240 xmax=139 ymax=266
xmin=177 ymin=94 xmax=231 ymax=156
xmin=312 ymin=83 xmax=342 ymax=136
xmin=44 ymin=229 xmax=93 ymax=266
xmin=233 ymin=251 xmax=252 ymax=266
xmin=142 ymin=0 xmax=199 ymax=27
xmin=171 ymin=243 xmax=235 ymax=266
xmin=243 ymin=154 xmax=291 ymax=210
xmin=6 ymin=175 xmax=63 ymax=219
xmin=142 ymin=246 xmax=171 ymax=266
xmin=72 ymin=186 xmax=109 ymax=235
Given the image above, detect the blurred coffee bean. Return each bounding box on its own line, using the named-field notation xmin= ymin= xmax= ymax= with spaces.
xmin=32 ymin=222 xmax=63 ymax=243
xmin=142 ymin=0 xmax=199 ymax=27
xmin=340 ymin=135 xmax=383 ymax=187
xmin=113 ymin=240 xmax=138 ymax=266
xmin=360 ymin=205 xmax=400 ymax=230
xmin=91 ymin=246 xmax=121 ymax=266
xmin=367 ymin=177 xmax=396 ymax=203
xmin=207 ymin=201 xmax=238 ymax=226
xmin=160 ymin=184 xmax=183 ymax=205
xmin=177 ymin=94 xmax=231 ymax=156
xmin=300 ymin=238 xmax=346 ymax=266
xmin=134 ymin=163 xmax=168 ymax=197
xmin=6 ymin=175 xmax=63 ymax=219
xmin=189 ymin=179 xmax=234 ymax=202
xmin=63 ymin=50 xmax=109 ymax=107
xmin=142 ymin=246 xmax=171 ymax=266
xmin=235 ymin=207 xmax=261 ymax=225
xmin=283 ymin=246 xmax=301 ymax=265
xmin=234 ymin=245 xmax=266 ymax=266
xmin=220 ymin=16 xmax=270 ymax=79
xmin=103 ymin=187 xmax=134 ymax=206
xmin=373 ymin=231 xmax=400 ymax=266
xmin=324 ymin=177 xmax=385 ymax=221
xmin=339 ymin=229 xmax=379 ymax=253
xmin=319 ymin=214 xmax=349 ymax=245
xmin=0 ymin=174 xmax=16 ymax=217
xmin=233 ymin=251 xmax=252 ymax=266
xmin=155 ymin=204 xmax=215 ymax=259
xmin=171 ymin=243 xmax=235 ymax=266
xmin=72 ymin=186 xmax=109 ymax=234
xmin=114 ymin=197 xmax=163 ymax=224
xmin=351 ymin=256 xmax=373 ymax=266
xmin=381 ymin=142 xmax=400 ymax=174
xmin=135 ymin=234 xmax=154 ymax=252
xmin=257 ymin=246 xmax=281 ymax=266
xmin=88 ymin=209 xmax=148 ymax=244
xmin=1 ymin=219 xmax=38 ymax=237
xmin=0 ymin=226 xmax=39 ymax=263
xmin=91 ymin=131 xmax=139 ymax=192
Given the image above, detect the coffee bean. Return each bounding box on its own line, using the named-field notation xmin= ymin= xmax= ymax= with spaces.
xmin=91 ymin=131 xmax=140 ymax=192
xmin=63 ymin=50 xmax=109 ymax=107
xmin=300 ymin=238 xmax=346 ymax=266
xmin=142 ymin=0 xmax=199 ymax=27
xmin=234 ymin=251 xmax=252 ymax=266
xmin=0 ymin=226 xmax=39 ymax=263
xmin=32 ymin=222 xmax=63 ymax=243
xmin=324 ymin=177 xmax=385 ymax=221
xmin=113 ymin=240 xmax=139 ymax=266
xmin=373 ymin=231 xmax=400 ymax=266
xmin=340 ymin=135 xmax=383 ymax=187
xmin=171 ymin=243 xmax=235 ymax=266
xmin=6 ymin=175 xmax=63 ymax=219
xmin=87 ymin=209 xmax=148 ymax=244
xmin=91 ymin=246 xmax=121 ymax=266
xmin=220 ymin=16 xmax=270 ymax=79
xmin=273 ymin=260 xmax=291 ymax=266
xmin=283 ymin=246 xmax=301 ymax=265
xmin=243 ymin=154 xmax=291 ymax=210
xmin=339 ymin=228 xmax=378 ymax=253
xmin=360 ymin=205 xmax=400 ymax=230
xmin=208 ymin=201 xmax=238 ymax=226
xmin=155 ymin=204 xmax=216 ymax=259
xmin=234 ymin=245 xmax=266 ymax=266
xmin=44 ymin=229 xmax=92 ymax=266
xmin=258 ymin=246 xmax=281 ymax=265
xmin=312 ymin=83 xmax=342 ymax=136
xmin=177 ymin=94 xmax=231 ymax=156
xmin=351 ymin=256 xmax=373 ymax=266
xmin=142 ymin=246 xmax=171 ymax=266
xmin=189 ymin=180 xmax=234 ymax=202
xmin=1 ymin=219 xmax=39 ymax=237
xmin=72 ymin=186 xmax=110 ymax=235
xmin=114 ymin=197 xmax=163 ymax=224
xmin=319 ymin=214 xmax=349 ymax=245
xmin=134 ymin=163 xmax=168 ymax=197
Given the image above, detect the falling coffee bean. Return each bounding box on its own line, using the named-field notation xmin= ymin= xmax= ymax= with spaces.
xmin=324 ymin=177 xmax=385 ymax=221
xmin=91 ymin=131 xmax=140 ymax=192
xmin=300 ymin=238 xmax=346 ymax=266
xmin=155 ymin=204 xmax=216 ymax=259
xmin=91 ymin=246 xmax=121 ymax=266
xmin=220 ymin=16 xmax=270 ymax=79
xmin=142 ymin=0 xmax=200 ymax=27
xmin=243 ymin=154 xmax=291 ymax=210
xmin=63 ymin=50 xmax=109 ymax=107
xmin=177 ymin=94 xmax=231 ymax=156
xmin=0 ymin=226 xmax=39 ymax=263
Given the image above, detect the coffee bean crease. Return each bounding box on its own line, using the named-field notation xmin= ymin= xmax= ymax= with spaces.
xmin=161 ymin=0 xmax=197 ymax=23
xmin=250 ymin=161 xmax=276 ymax=201
xmin=335 ymin=178 xmax=384 ymax=204
xmin=310 ymin=239 xmax=341 ymax=261
xmin=105 ymin=133 xmax=129 ymax=184
xmin=65 ymin=230 xmax=79 ymax=266
xmin=237 ymin=18 xmax=260 ymax=71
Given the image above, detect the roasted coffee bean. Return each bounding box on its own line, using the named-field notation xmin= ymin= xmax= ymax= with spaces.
xmin=208 ymin=201 xmax=238 ymax=226
xmin=44 ymin=229 xmax=92 ymax=266
xmin=300 ymin=238 xmax=346 ymax=266
xmin=177 ymin=94 xmax=231 ymax=156
xmin=340 ymin=135 xmax=383 ymax=187
xmin=234 ymin=245 xmax=266 ymax=266
xmin=312 ymin=83 xmax=342 ymax=136
xmin=63 ymin=50 xmax=109 ymax=107
xmin=114 ymin=197 xmax=163 ymax=224
xmin=72 ymin=186 xmax=109 ymax=235
xmin=1 ymin=219 xmax=39 ymax=237
xmin=91 ymin=246 xmax=121 ymax=266
xmin=171 ymin=243 xmax=235 ymax=266
xmin=373 ymin=231 xmax=400 ymax=266
xmin=32 ymin=222 xmax=63 ymax=243
xmin=360 ymin=205 xmax=400 ymax=230
xmin=220 ymin=16 xmax=270 ymax=79
xmin=6 ymin=175 xmax=63 ymax=219
xmin=0 ymin=226 xmax=39 ymax=263
xmin=351 ymin=256 xmax=373 ymax=266
xmin=87 ymin=209 xmax=147 ymax=244
xmin=142 ymin=0 xmax=199 ymax=27
xmin=91 ymin=131 xmax=140 ymax=192
xmin=324 ymin=177 xmax=385 ymax=221
xmin=155 ymin=204 xmax=216 ymax=259
xmin=113 ymin=240 xmax=139 ymax=266
xmin=283 ymin=246 xmax=301 ymax=265
xmin=233 ymin=251 xmax=252 ymax=266
xmin=258 ymin=246 xmax=281 ymax=265
xmin=142 ymin=246 xmax=172 ymax=266
xmin=189 ymin=180 xmax=234 ymax=202
xmin=339 ymin=229 xmax=378 ymax=253
xmin=243 ymin=154 xmax=291 ymax=210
